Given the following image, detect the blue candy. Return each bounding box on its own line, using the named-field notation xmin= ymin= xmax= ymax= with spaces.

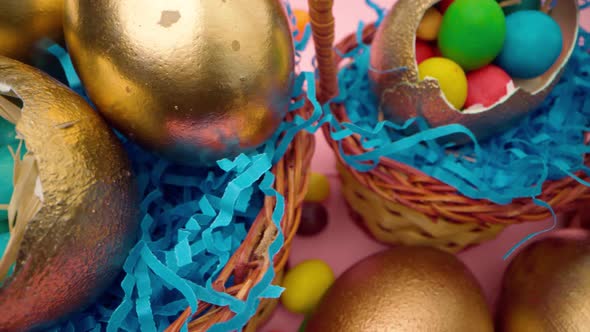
xmin=496 ymin=10 xmax=563 ymax=79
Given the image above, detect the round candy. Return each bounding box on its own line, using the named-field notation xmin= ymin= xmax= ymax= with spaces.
xmin=292 ymin=9 xmax=310 ymax=42
xmin=297 ymin=202 xmax=329 ymax=237
xmin=416 ymin=40 xmax=436 ymax=64
xmin=465 ymin=65 xmax=512 ymax=108
xmin=418 ymin=57 xmax=468 ymax=109
xmin=438 ymin=0 xmax=455 ymax=14
xmin=496 ymin=10 xmax=563 ymax=79
xmin=281 ymin=259 xmax=335 ymax=314
xmin=498 ymin=0 xmax=540 ymax=15
xmin=304 ymin=172 xmax=330 ymax=202
xmin=438 ymin=0 xmax=506 ymax=70
xmin=416 ymin=7 xmax=442 ymax=41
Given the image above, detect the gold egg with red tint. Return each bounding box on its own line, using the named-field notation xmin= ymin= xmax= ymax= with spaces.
xmin=64 ymin=0 xmax=295 ymax=165
xmin=0 ymin=0 xmax=65 ymax=60
xmin=369 ymin=0 xmax=579 ymax=143
xmin=0 ymin=56 xmax=139 ymax=331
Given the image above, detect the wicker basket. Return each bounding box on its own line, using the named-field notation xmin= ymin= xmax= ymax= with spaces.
xmin=314 ymin=13 xmax=590 ymax=252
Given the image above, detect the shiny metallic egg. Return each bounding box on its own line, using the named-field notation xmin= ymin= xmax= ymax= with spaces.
xmin=0 ymin=0 xmax=65 ymax=60
xmin=64 ymin=0 xmax=295 ymax=165
xmin=369 ymin=0 xmax=579 ymax=144
xmin=0 ymin=56 xmax=139 ymax=331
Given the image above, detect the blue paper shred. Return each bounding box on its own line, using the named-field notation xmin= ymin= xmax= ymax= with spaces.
xmin=42 ymin=2 xmax=321 ymax=331
xmin=326 ymin=1 xmax=590 ymax=256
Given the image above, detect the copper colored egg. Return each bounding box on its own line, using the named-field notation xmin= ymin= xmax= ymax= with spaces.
xmin=497 ymin=230 xmax=590 ymax=332
xmin=0 ymin=56 xmax=139 ymax=331
xmin=63 ymin=0 xmax=295 ymax=165
xmin=0 ymin=0 xmax=64 ymax=60
xmin=369 ymin=0 xmax=579 ymax=144
xmin=306 ymin=246 xmax=494 ymax=332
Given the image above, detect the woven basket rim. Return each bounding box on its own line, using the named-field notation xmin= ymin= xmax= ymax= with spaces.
xmin=320 ymin=22 xmax=590 ymax=225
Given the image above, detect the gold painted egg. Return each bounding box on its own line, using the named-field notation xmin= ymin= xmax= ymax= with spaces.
xmin=497 ymin=230 xmax=590 ymax=332
xmin=64 ymin=0 xmax=295 ymax=165
xmin=305 ymin=246 xmax=494 ymax=332
xmin=0 ymin=56 xmax=139 ymax=331
xmin=369 ymin=0 xmax=579 ymax=143
xmin=0 ymin=0 xmax=65 ymax=60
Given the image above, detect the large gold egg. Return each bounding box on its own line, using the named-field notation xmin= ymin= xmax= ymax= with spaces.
xmin=306 ymin=246 xmax=494 ymax=332
xmin=0 ymin=0 xmax=65 ymax=60
xmin=497 ymin=230 xmax=590 ymax=332
xmin=0 ymin=56 xmax=139 ymax=331
xmin=63 ymin=0 xmax=295 ymax=165
xmin=369 ymin=0 xmax=579 ymax=143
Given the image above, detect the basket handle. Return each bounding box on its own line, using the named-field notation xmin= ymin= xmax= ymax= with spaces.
xmin=307 ymin=0 xmax=338 ymax=103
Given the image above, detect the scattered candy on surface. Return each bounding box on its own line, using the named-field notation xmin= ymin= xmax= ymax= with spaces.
xmin=418 ymin=57 xmax=468 ymax=109
xmin=292 ymin=9 xmax=310 ymax=42
xmin=438 ymin=0 xmax=506 ymax=71
xmin=498 ymin=0 xmax=541 ymax=15
xmin=280 ymin=259 xmax=335 ymax=314
xmin=304 ymin=172 xmax=330 ymax=202
xmin=416 ymin=7 xmax=442 ymax=41
xmin=416 ymin=40 xmax=436 ymax=64
xmin=297 ymin=202 xmax=329 ymax=237
xmin=437 ymin=0 xmax=455 ymax=14
xmin=496 ymin=10 xmax=563 ymax=79
xmin=465 ymin=65 xmax=512 ymax=108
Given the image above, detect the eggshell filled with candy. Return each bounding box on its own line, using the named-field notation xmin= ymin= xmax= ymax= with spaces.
xmin=496 ymin=10 xmax=563 ymax=79
xmin=369 ymin=0 xmax=579 ymax=144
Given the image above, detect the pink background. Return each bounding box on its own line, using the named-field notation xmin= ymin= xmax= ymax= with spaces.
xmin=261 ymin=1 xmax=590 ymax=331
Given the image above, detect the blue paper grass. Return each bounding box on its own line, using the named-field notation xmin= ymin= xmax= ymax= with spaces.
xmin=41 ymin=3 xmax=321 ymax=332
xmin=325 ymin=1 xmax=590 ymax=255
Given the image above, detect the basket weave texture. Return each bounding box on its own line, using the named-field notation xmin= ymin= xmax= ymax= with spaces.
xmin=317 ymin=21 xmax=590 ymax=252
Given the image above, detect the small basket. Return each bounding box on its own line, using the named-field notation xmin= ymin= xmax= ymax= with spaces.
xmin=311 ymin=5 xmax=590 ymax=253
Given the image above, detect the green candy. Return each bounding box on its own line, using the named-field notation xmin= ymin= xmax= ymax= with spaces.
xmin=438 ymin=0 xmax=507 ymax=71
xmin=0 ymin=117 xmax=23 ymax=222
xmin=498 ymin=0 xmax=541 ymax=15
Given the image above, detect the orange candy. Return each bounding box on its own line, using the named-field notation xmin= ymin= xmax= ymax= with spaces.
xmin=292 ymin=9 xmax=310 ymax=42
xmin=417 ymin=7 xmax=443 ymax=41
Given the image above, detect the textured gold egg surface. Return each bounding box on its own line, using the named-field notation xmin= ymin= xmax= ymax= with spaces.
xmin=64 ymin=0 xmax=295 ymax=165
xmin=0 ymin=0 xmax=64 ymax=60
xmin=0 ymin=57 xmax=140 ymax=332
xmin=306 ymin=246 xmax=494 ymax=332
xmin=369 ymin=0 xmax=579 ymax=144
xmin=497 ymin=232 xmax=590 ymax=332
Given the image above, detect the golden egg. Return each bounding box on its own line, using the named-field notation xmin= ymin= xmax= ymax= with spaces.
xmin=0 ymin=0 xmax=65 ymax=60
xmin=369 ymin=0 xmax=579 ymax=144
xmin=63 ymin=0 xmax=295 ymax=165
xmin=497 ymin=230 xmax=590 ymax=332
xmin=0 ymin=56 xmax=139 ymax=331
xmin=306 ymin=246 xmax=494 ymax=332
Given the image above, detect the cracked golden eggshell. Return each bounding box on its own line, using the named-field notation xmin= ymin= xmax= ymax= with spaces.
xmin=369 ymin=0 xmax=579 ymax=144
xmin=497 ymin=230 xmax=590 ymax=332
xmin=0 ymin=0 xmax=64 ymax=60
xmin=0 ymin=57 xmax=140 ymax=331
xmin=64 ymin=0 xmax=295 ymax=166
xmin=305 ymin=246 xmax=494 ymax=332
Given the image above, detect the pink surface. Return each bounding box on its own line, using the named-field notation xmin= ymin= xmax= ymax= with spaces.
xmin=261 ymin=1 xmax=589 ymax=331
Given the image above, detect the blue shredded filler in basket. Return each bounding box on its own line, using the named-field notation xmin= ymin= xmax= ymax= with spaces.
xmin=38 ymin=3 xmax=321 ymax=332
xmin=324 ymin=1 xmax=590 ymax=255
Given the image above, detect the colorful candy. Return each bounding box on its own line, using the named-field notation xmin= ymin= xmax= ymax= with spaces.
xmin=416 ymin=40 xmax=436 ymax=64
xmin=418 ymin=57 xmax=468 ymax=109
xmin=416 ymin=7 xmax=442 ymax=41
xmin=438 ymin=0 xmax=506 ymax=71
xmin=465 ymin=65 xmax=512 ymax=108
xmin=496 ymin=11 xmax=563 ymax=79
xmin=292 ymin=9 xmax=310 ymax=42
xmin=499 ymin=0 xmax=540 ymax=15
xmin=297 ymin=202 xmax=329 ymax=236
xmin=281 ymin=259 xmax=335 ymax=314
xmin=304 ymin=172 xmax=330 ymax=203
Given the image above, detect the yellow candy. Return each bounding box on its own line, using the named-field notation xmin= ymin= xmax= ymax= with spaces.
xmin=418 ymin=57 xmax=468 ymax=109
xmin=281 ymin=259 xmax=335 ymax=314
xmin=304 ymin=172 xmax=330 ymax=202
xmin=416 ymin=7 xmax=442 ymax=41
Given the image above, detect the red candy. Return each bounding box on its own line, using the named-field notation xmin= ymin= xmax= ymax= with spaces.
xmin=465 ymin=65 xmax=512 ymax=108
xmin=438 ymin=0 xmax=455 ymax=14
xmin=416 ymin=40 xmax=435 ymax=64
